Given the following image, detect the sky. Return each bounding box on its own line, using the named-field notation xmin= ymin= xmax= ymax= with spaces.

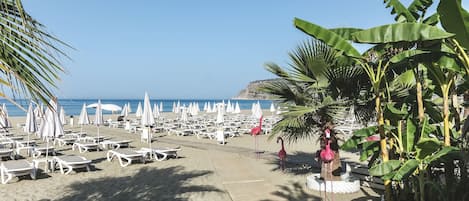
xmin=21 ymin=0 xmax=466 ymax=99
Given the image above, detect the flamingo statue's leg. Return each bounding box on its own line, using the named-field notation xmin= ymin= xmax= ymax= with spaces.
xmin=331 ymin=161 xmax=334 ymax=201
xmin=324 ymin=162 xmax=327 ymax=201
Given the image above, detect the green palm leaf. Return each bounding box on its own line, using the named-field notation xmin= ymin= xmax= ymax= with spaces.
xmin=0 ymin=0 xmax=71 ymax=108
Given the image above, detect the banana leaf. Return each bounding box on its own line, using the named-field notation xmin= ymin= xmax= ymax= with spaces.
xmin=403 ymin=116 xmax=417 ymax=153
xmin=352 ymin=23 xmax=455 ymax=44
xmin=369 ymin=160 xmax=401 ymax=176
xmin=415 ymin=138 xmax=442 ymax=160
xmin=389 ymin=50 xmax=430 ymax=64
xmin=408 ymin=0 xmax=434 ymax=20
xmin=424 ymin=146 xmax=459 ymax=164
xmin=294 ymin=18 xmax=361 ymax=58
xmin=423 ymin=13 xmax=439 ymax=26
xmin=392 ymin=159 xmax=419 ymax=181
xmin=384 ymin=103 xmax=408 ymax=123
xmin=384 ymin=0 xmax=416 ymax=22
xmin=329 ymin=28 xmax=363 ymax=40
xmin=438 ymin=0 xmax=469 ymax=49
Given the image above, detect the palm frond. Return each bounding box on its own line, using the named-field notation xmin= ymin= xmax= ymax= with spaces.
xmin=0 ymin=0 xmax=71 ymax=109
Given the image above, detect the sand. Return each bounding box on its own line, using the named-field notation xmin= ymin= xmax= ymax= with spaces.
xmin=0 ymin=114 xmax=382 ymax=201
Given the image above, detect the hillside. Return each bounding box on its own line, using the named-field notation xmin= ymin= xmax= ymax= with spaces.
xmin=232 ymin=79 xmax=278 ymax=100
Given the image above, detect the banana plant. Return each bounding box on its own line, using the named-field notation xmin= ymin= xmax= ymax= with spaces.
xmin=295 ymin=18 xmax=455 ymax=199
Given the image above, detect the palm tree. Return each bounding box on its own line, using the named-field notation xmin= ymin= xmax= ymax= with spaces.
xmin=261 ymin=39 xmax=368 ymax=180
xmin=0 ymin=0 xmax=71 ymax=109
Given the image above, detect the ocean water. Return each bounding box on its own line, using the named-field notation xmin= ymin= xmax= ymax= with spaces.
xmin=0 ymin=99 xmax=275 ymax=117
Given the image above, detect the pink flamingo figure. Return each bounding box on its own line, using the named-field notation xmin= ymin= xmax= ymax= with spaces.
xmin=320 ymin=139 xmax=335 ymax=201
xmin=277 ymin=137 xmax=286 ymax=171
xmin=251 ymin=116 xmax=263 ymax=157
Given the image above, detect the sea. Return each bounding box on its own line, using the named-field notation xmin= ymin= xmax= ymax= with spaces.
xmin=0 ymin=99 xmax=275 ymax=117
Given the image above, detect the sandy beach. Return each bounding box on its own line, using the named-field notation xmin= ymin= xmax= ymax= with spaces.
xmin=0 ymin=113 xmax=382 ymax=201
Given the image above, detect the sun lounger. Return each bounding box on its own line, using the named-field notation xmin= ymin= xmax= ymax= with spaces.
xmin=82 ymin=136 xmax=106 ymax=143
xmin=72 ymin=143 xmax=99 ymax=153
xmin=0 ymin=160 xmax=35 ymax=184
xmin=100 ymin=140 xmax=132 ymax=150
xmin=53 ymin=155 xmax=92 ymax=175
xmin=0 ymin=149 xmax=14 ymax=160
xmin=14 ymin=140 xmax=35 ymax=156
xmin=139 ymin=147 xmax=181 ymax=161
xmin=54 ymin=138 xmax=77 ymax=146
xmin=32 ymin=147 xmax=56 ymax=158
xmin=106 ymin=149 xmax=146 ymax=167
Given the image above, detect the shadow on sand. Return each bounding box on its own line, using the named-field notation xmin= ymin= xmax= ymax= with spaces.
xmin=260 ymin=182 xmax=322 ymax=201
xmin=267 ymin=151 xmax=321 ymax=175
xmin=52 ymin=166 xmax=222 ymax=201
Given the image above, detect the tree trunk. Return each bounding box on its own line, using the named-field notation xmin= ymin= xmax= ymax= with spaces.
xmin=464 ymin=90 xmax=469 ymax=119
xmin=443 ymin=88 xmax=450 ymax=146
xmin=416 ymin=81 xmax=425 ymax=123
xmin=377 ymin=95 xmax=391 ymax=200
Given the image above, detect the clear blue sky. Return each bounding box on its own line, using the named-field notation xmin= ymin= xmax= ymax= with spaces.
xmin=22 ymin=0 xmax=464 ymax=99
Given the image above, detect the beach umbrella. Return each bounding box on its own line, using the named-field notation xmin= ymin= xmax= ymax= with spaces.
xmin=216 ymin=104 xmax=224 ymax=124
xmin=34 ymin=103 xmax=44 ymax=119
xmin=120 ymin=103 xmax=129 ymax=119
xmin=135 ymin=102 xmax=143 ymax=118
xmin=59 ymin=106 xmax=66 ymax=125
xmin=127 ymin=102 xmax=132 ymax=113
xmin=141 ymin=92 xmax=155 ymax=142
xmin=153 ymin=103 xmax=160 ymax=118
xmin=226 ymin=100 xmax=232 ymax=113
xmin=206 ymin=102 xmax=211 ymax=113
xmin=39 ymin=98 xmax=63 ymax=169
xmin=0 ymin=103 xmax=11 ymax=129
xmin=25 ymin=102 xmax=37 ymax=134
xmin=172 ymin=102 xmax=176 ymax=113
xmin=270 ymin=103 xmax=276 ymax=114
xmin=159 ymin=102 xmax=163 ymax=113
xmin=255 ymin=102 xmax=263 ymax=119
xmin=120 ymin=103 xmax=127 ymax=115
xmin=181 ymin=107 xmax=188 ymax=122
xmin=24 ymin=102 xmax=37 ymax=146
xmin=234 ymin=102 xmax=241 ymax=114
xmin=87 ymin=103 xmax=122 ymax=112
xmin=142 ymin=93 xmax=155 ymax=159
xmin=78 ymin=103 xmax=90 ymax=133
xmin=176 ymin=101 xmax=181 ymax=113
xmin=39 ymin=99 xmax=63 ymax=138
xmin=94 ymin=100 xmax=104 ymax=148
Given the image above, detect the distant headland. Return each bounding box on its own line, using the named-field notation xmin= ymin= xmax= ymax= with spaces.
xmin=232 ymin=79 xmax=278 ymax=100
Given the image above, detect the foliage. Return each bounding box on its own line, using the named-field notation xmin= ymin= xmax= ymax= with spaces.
xmin=265 ymin=0 xmax=469 ymax=200
xmin=262 ymin=39 xmax=366 ymax=143
xmin=0 ymin=0 xmax=71 ymax=108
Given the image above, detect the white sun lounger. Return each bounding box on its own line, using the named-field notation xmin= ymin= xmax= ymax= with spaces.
xmin=139 ymin=147 xmax=181 ymax=161
xmin=0 ymin=149 xmax=14 ymax=160
xmin=0 ymin=160 xmax=36 ymax=184
xmin=106 ymin=149 xmax=146 ymax=167
xmin=72 ymin=143 xmax=99 ymax=153
xmin=53 ymin=155 xmax=92 ymax=175
xmin=100 ymin=140 xmax=132 ymax=150
xmin=54 ymin=138 xmax=77 ymax=146
xmin=32 ymin=147 xmax=56 ymax=158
